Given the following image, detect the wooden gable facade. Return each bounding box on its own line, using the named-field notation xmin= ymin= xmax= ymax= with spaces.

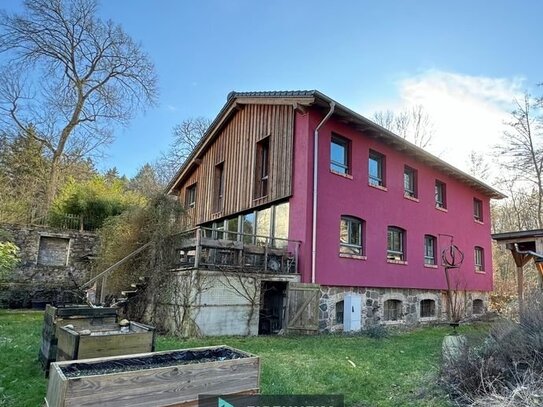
xmin=176 ymin=103 xmax=296 ymax=226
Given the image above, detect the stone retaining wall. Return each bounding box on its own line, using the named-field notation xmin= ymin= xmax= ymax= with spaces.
xmin=0 ymin=223 xmax=99 ymax=307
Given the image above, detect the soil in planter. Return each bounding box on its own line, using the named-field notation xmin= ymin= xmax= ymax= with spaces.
xmin=61 ymin=347 xmax=248 ymax=378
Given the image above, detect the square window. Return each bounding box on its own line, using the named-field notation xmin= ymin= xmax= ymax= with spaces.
xmin=435 ymin=180 xmax=447 ymax=209
xmin=369 ymin=151 xmax=385 ymax=187
xmin=37 ymin=236 xmax=70 ymax=266
xmin=404 ymin=166 xmax=417 ymax=198
xmin=330 ymin=136 xmax=350 ymax=175
xmin=185 ymin=184 xmax=197 ymax=208
xmin=473 ymin=198 xmax=483 ymax=222
xmin=340 ymin=216 xmax=363 ymax=255
xmin=420 ymin=299 xmax=436 ymax=318
xmin=384 ymin=299 xmax=403 ymax=321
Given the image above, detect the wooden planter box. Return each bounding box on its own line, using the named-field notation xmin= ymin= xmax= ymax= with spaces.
xmin=56 ymin=321 xmax=156 ymax=362
xmin=46 ymin=345 xmax=260 ymax=407
xmin=39 ymin=305 xmax=117 ymax=370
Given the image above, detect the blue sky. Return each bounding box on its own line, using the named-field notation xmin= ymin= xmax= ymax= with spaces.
xmin=3 ymin=1 xmax=543 ymax=178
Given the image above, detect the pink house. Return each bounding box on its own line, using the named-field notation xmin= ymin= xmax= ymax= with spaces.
xmin=167 ymin=90 xmax=504 ymax=334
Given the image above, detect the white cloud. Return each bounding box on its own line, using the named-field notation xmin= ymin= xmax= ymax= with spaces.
xmin=363 ymin=70 xmax=525 ymax=179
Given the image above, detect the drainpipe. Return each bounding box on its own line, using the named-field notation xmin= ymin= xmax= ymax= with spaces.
xmin=311 ymin=101 xmax=335 ymax=284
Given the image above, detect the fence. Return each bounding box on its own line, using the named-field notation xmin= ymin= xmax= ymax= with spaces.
xmin=0 ymin=210 xmax=95 ymax=232
xmin=168 ymin=227 xmax=300 ymax=274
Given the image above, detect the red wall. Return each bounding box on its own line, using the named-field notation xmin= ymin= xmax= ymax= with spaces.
xmin=290 ymin=108 xmax=493 ymax=292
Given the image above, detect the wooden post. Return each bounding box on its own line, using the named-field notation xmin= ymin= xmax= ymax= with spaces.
xmin=444 ymin=267 xmax=453 ymax=321
xmin=264 ymin=238 xmax=268 ymax=273
xmin=535 ymin=237 xmax=543 ymax=289
xmin=195 ymin=228 xmax=202 ymax=267
xmin=517 ymin=265 xmax=525 ymax=317
xmin=510 ymin=247 xmax=530 ymax=319
xmin=294 ymin=243 xmax=299 ymax=274
xmin=100 ymin=275 xmax=107 ymax=305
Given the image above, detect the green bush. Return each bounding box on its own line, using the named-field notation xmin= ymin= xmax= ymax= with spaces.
xmin=0 ymin=230 xmax=19 ymax=279
xmin=51 ymin=175 xmax=146 ymax=230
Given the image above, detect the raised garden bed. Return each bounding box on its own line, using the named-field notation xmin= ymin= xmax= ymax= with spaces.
xmin=46 ymin=345 xmax=260 ymax=407
xmin=56 ymin=321 xmax=155 ymax=362
xmin=39 ymin=305 xmax=117 ymax=370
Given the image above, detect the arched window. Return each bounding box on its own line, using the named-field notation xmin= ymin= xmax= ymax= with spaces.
xmin=424 ymin=235 xmax=437 ymax=265
xmin=473 ymin=299 xmax=484 ymax=315
xmin=340 ymin=216 xmax=364 ymax=256
xmin=384 ymin=299 xmax=403 ymax=321
xmin=474 ymin=247 xmax=484 ymax=272
xmin=420 ymin=299 xmax=436 ymax=318
xmin=387 ymin=226 xmax=406 ymax=261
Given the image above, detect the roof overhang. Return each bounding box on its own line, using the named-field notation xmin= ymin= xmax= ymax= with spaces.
xmin=166 ymin=90 xmax=506 ymax=200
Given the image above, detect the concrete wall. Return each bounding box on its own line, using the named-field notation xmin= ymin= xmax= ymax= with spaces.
xmin=0 ymin=223 xmax=99 ymax=307
xmin=150 ymin=270 xmax=300 ymax=337
xmin=195 ymin=272 xmax=260 ymax=336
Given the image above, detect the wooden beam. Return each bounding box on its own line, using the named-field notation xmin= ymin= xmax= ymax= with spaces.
xmin=292 ymin=103 xmax=307 ymax=115
xmin=535 ymin=237 xmax=543 ymax=288
xmin=510 ymin=249 xmax=532 ymax=268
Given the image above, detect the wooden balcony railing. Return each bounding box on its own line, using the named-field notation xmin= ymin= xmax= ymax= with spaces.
xmin=167 ymin=227 xmax=300 ymax=274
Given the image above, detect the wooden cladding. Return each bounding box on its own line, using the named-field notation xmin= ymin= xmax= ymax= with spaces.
xmin=179 ymin=104 xmax=295 ymax=225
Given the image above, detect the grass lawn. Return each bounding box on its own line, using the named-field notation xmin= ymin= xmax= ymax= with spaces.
xmin=0 ymin=309 xmax=489 ymax=407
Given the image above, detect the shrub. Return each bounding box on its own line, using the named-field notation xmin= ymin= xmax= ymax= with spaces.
xmin=0 ymin=230 xmax=19 ymax=279
xmin=441 ymin=292 xmax=543 ymax=405
xmin=364 ymin=324 xmax=389 ymax=339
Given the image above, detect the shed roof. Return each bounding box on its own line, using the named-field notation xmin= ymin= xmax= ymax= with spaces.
xmin=167 ymin=90 xmax=506 ymax=199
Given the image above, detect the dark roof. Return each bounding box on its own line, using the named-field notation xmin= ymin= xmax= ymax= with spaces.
xmin=492 ymin=229 xmax=543 ymax=242
xmin=227 ymin=90 xmax=317 ymax=99
xmin=167 ymin=90 xmax=506 ymax=199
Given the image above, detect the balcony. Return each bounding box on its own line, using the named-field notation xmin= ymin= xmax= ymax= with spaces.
xmin=168 ymin=227 xmax=300 ymax=274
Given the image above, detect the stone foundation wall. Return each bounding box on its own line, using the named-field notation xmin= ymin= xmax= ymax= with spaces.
xmin=319 ymin=285 xmax=489 ymax=332
xmin=0 ymin=223 xmax=99 ymax=307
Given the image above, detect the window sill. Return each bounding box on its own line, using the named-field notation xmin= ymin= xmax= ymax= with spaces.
xmin=435 ymin=205 xmax=448 ymax=213
xmin=424 ymin=264 xmax=438 ymax=269
xmin=475 ymin=269 xmax=486 ymax=274
xmin=369 ymin=183 xmax=387 ymax=192
xmin=404 ymin=194 xmax=419 ymax=202
xmin=382 ymin=319 xmax=405 ymax=325
xmin=330 ymin=170 xmax=353 ymax=179
xmin=387 ymin=259 xmax=408 ymax=265
xmin=419 ymin=316 xmax=438 ymax=321
xmin=474 ymin=219 xmax=484 ymax=225
xmin=339 ymin=253 xmax=367 ymax=260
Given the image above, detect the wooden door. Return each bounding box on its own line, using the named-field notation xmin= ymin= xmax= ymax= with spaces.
xmin=285 ymin=283 xmax=320 ymax=334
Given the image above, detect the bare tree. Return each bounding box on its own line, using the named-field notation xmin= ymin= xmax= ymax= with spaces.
xmin=373 ymin=105 xmax=434 ymax=148
xmin=466 ymin=150 xmax=491 ymax=181
xmin=496 ymin=94 xmax=543 ymax=228
xmin=0 ymin=0 xmax=158 ymax=211
xmin=156 ymin=117 xmax=210 ymax=184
